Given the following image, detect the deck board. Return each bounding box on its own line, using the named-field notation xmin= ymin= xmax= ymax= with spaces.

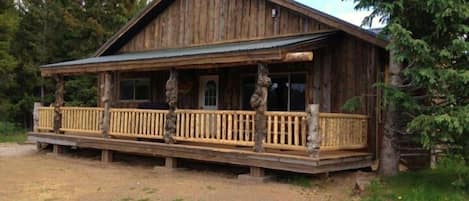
xmin=29 ymin=132 xmax=372 ymax=175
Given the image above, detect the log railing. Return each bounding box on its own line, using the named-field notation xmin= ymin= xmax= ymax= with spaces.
xmin=266 ymin=112 xmax=308 ymax=151
xmin=319 ymin=113 xmax=368 ymax=150
xmin=36 ymin=107 xmax=368 ymax=151
xmin=109 ymin=108 xmax=167 ymax=138
xmin=175 ymin=109 xmax=256 ymax=146
xmin=37 ymin=107 xmax=54 ymax=131
xmin=61 ymin=107 xmax=103 ymax=134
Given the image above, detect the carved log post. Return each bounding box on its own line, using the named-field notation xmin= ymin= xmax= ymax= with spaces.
xmin=307 ymin=104 xmax=320 ymax=158
xmin=53 ymin=75 xmax=64 ymax=134
xmin=164 ymin=68 xmax=178 ymax=144
xmin=101 ymin=72 xmax=112 ymax=138
xmin=250 ymin=64 xmax=271 ymax=152
xmin=33 ymin=102 xmax=42 ymax=132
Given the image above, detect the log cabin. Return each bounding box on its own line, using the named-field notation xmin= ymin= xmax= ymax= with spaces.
xmin=29 ymin=0 xmax=390 ymax=178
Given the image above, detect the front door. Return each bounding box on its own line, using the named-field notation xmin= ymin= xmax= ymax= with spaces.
xmin=199 ymin=75 xmax=219 ymax=110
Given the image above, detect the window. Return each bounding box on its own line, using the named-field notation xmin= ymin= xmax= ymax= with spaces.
xmin=241 ymin=73 xmax=306 ymax=111
xmin=204 ymin=81 xmax=217 ymax=106
xmin=120 ymin=79 xmax=150 ymax=101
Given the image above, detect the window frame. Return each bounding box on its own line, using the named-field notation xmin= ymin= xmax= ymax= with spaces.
xmin=119 ymin=78 xmax=151 ymax=102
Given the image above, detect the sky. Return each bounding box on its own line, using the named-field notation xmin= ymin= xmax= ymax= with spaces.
xmin=294 ymin=0 xmax=384 ymax=28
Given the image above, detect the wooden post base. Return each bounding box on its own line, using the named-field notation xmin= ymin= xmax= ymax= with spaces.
xmin=101 ymin=149 xmax=114 ymax=163
xmin=36 ymin=142 xmax=48 ymax=151
xmin=101 ymin=150 xmax=113 ymax=163
xmin=165 ymin=157 xmax=177 ymax=169
xmin=250 ymin=167 xmax=265 ymax=177
xmin=238 ymin=167 xmax=272 ymax=182
xmin=52 ymin=144 xmax=63 ymax=154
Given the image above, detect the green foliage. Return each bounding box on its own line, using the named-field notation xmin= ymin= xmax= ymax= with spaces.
xmin=355 ymin=0 xmax=469 ymax=160
xmin=0 ymin=122 xmax=27 ymax=143
xmin=0 ymin=1 xmax=146 ymax=127
xmin=0 ymin=0 xmax=20 ymax=122
xmin=341 ymin=96 xmax=363 ymax=113
xmin=287 ymin=175 xmax=313 ymax=188
xmin=361 ymin=159 xmax=469 ymax=201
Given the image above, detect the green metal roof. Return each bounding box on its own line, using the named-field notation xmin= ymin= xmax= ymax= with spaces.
xmin=42 ymin=31 xmax=335 ymax=68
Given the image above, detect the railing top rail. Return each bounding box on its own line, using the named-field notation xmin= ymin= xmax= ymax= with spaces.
xmin=265 ymin=111 xmax=307 ymax=116
xmin=38 ymin=106 xmax=54 ymax=109
xmin=319 ymin=113 xmax=369 ymax=119
xmin=109 ymin=108 xmax=169 ymax=113
xmin=60 ymin=107 xmax=104 ymax=111
xmin=176 ymin=109 xmax=256 ymax=115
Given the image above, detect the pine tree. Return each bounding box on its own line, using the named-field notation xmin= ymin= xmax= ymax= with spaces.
xmin=3 ymin=0 xmax=146 ymax=127
xmin=0 ymin=0 xmax=20 ymax=122
xmin=355 ymin=0 xmax=469 ymax=175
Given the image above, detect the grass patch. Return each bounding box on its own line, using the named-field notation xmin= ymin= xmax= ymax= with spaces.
xmin=0 ymin=122 xmax=27 ymax=143
xmin=362 ymin=157 xmax=469 ymax=201
xmin=0 ymin=132 xmax=27 ymax=143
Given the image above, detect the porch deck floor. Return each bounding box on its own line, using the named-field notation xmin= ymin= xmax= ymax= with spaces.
xmin=29 ymin=132 xmax=372 ymax=175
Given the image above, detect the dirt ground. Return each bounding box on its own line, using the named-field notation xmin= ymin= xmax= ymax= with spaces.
xmin=0 ymin=143 xmax=366 ymax=201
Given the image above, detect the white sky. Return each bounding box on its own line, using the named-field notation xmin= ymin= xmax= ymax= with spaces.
xmin=294 ymin=0 xmax=384 ymax=28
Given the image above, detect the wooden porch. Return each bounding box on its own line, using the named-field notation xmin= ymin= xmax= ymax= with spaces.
xmin=31 ymin=106 xmax=371 ymax=175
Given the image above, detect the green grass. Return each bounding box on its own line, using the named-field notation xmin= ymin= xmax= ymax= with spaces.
xmin=362 ymin=158 xmax=469 ymax=201
xmin=0 ymin=132 xmax=27 ymax=143
xmin=0 ymin=122 xmax=27 ymax=143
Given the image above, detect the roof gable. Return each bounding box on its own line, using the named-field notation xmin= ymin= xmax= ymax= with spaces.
xmin=95 ymin=0 xmax=387 ymax=56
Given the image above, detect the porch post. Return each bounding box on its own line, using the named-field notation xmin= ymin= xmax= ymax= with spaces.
xmin=164 ymin=68 xmax=178 ymax=144
xmin=53 ymin=75 xmax=64 ymax=134
xmin=33 ymin=102 xmax=42 ymax=132
xmin=306 ymin=104 xmax=321 ymax=157
xmin=101 ymin=72 xmax=112 ymax=138
xmin=250 ymin=63 xmax=271 ymax=152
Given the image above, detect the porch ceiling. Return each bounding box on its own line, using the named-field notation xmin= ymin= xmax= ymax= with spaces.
xmin=40 ymin=31 xmax=337 ymax=76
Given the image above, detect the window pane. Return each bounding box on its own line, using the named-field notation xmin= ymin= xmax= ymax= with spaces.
xmin=120 ymin=80 xmax=134 ymax=100
xmin=290 ymin=74 xmax=306 ymax=111
xmin=135 ymin=79 xmax=150 ymax=100
xmin=241 ymin=76 xmax=255 ymax=110
xmin=268 ymin=76 xmax=288 ymax=111
xmin=204 ymin=80 xmax=217 ymax=106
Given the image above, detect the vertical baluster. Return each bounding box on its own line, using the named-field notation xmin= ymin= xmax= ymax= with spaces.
xmin=301 ymin=116 xmax=307 ymax=146
xmin=294 ymin=116 xmax=299 ymax=146
xmin=216 ymin=113 xmax=221 ymax=140
xmin=189 ymin=113 xmax=194 ymax=138
xmin=280 ymin=115 xmax=285 ymax=145
xmin=273 ymin=115 xmax=278 ymax=144
xmin=227 ymin=113 xmax=232 ymax=141
xmin=239 ymin=114 xmax=244 ymax=141
xmin=185 ymin=112 xmax=190 ymax=138
xmin=200 ymin=113 xmax=205 ymax=139
xmin=288 ymin=115 xmax=292 ymax=145
xmin=251 ymin=114 xmax=255 ymax=141
xmin=233 ymin=114 xmax=238 ymax=141
xmin=221 ymin=114 xmax=226 ymax=140
xmin=267 ymin=115 xmax=271 ymax=144
xmin=245 ymin=114 xmax=250 ymax=141
xmin=194 ymin=113 xmax=199 ymax=138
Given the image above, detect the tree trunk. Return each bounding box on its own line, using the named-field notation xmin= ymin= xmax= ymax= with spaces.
xmin=53 ymin=75 xmax=64 ymax=134
xmin=306 ymin=104 xmax=320 ymax=158
xmin=379 ymin=51 xmax=401 ymax=176
xmin=164 ymin=68 xmax=178 ymax=144
xmin=250 ymin=63 xmax=271 ymax=152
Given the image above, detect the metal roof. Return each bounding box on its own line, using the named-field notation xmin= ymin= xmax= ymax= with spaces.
xmin=42 ymin=32 xmax=335 ymax=68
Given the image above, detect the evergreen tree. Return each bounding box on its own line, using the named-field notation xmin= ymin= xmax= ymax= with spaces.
xmin=355 ymin=0 xmax=469 ymax=175
xmin=0 ymin=0 xmax=20 ymax=123
xmin=2 ymin=0 xmax=146 ymax=127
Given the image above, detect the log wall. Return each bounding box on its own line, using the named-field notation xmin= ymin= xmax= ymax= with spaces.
xmin=119 ymin=0 xmax=332 ymax=53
